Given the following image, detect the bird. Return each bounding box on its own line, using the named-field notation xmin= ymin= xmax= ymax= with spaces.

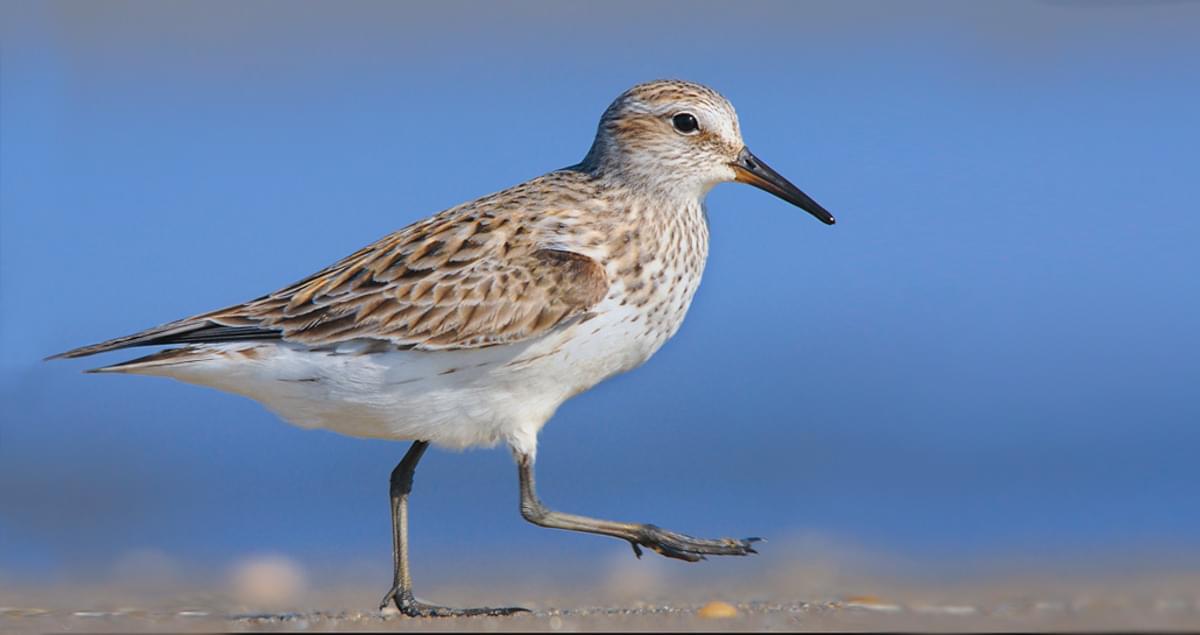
xmin=48 ymin=79 xmax=835 ymax=617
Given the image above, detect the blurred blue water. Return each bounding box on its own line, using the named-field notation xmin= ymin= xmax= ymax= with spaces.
xmin=2 ymin=1 xmax=1199 ymax=580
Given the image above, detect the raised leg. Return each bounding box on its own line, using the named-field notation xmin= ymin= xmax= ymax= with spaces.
xmin=379 ymin=441 xmax=527 ymax=617
xmin=516 ymin=452 xmax=760 ymax=562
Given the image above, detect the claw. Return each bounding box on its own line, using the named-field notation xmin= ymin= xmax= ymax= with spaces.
xmin=381 ymin=588 xmax=528 ymax=618
xmin=628 ymin=525 xmax=763 ymax=562
xmin=629 ymin=541 xmax=644 ymax=559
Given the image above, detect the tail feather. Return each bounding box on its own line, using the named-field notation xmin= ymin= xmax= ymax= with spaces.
xmin=85 ymin=347 xmax=219 ymax=374
xmin=47 ymin=319 xmax=281 ymax=361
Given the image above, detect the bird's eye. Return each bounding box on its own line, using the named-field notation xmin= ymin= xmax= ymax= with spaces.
xmin=671 ymin=113 xmax=700 ymax=134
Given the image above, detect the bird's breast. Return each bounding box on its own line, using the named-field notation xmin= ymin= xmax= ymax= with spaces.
xmin=511 ymin=198 xmax=710 ymax=396
xmin=598 ymin=201 xmax=711 ymax=360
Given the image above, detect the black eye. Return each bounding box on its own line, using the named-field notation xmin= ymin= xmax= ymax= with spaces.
xmin=671 ymin=112 xmax=700 ymax=134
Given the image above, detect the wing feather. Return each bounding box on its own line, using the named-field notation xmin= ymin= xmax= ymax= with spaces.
xmin=48 ymin=186 xmax=610 ymax=360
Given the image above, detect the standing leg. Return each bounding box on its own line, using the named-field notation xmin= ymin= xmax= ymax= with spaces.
xmin=379 ymin=441 xmax=527 ymax=617
xmin=517 ymin=452 xmax=760 ymax=561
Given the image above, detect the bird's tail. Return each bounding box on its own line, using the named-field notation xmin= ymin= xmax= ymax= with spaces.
xmin=46 ymin=317 xmax=280 ymax=361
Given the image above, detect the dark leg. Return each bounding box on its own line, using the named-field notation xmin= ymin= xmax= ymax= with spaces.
xmin=380 ymin=441 xmax=527 ymax=617
xmin=517 ymin=452 xmax=760 ymax=562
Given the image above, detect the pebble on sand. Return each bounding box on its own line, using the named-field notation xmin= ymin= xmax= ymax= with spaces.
xmin=697 ymin=600 xmax=739 ymax=619
xmin=230 ymin=555 xmax=307 ymax=607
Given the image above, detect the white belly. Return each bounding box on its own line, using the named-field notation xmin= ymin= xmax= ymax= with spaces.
xmin=134 ymin=293 xmax=678 ymax=456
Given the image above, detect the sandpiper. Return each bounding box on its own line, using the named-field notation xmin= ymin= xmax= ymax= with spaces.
xmin=50 ymin=79 xmax=835 ymax=616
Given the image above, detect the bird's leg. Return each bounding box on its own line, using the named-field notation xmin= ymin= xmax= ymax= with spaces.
xmin=516 ymin=452 xmax=760 ymax=562
xmin=380 ymin=441 xmax=527 ymax=617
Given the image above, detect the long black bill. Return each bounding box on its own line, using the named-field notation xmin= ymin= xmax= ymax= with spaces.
xmin=731 ymin=147 xmax=835 ymax=225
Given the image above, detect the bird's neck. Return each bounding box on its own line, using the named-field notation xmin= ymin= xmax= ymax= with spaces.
xmin=579 ymin=163 xmax=710 ymax=212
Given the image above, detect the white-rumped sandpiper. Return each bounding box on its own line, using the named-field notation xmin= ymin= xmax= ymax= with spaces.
xmin=51 ymin=79 xmax=835 ymax=616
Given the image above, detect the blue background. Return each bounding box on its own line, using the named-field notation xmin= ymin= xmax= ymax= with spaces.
xmin=3 ymin=1 xmax=1198 ymax=585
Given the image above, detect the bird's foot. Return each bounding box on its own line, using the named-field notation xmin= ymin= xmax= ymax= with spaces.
xmin=380 ymin=587 xmax=528 ymax=617
xmin=628 ymin=525 xmax=762 ymax=562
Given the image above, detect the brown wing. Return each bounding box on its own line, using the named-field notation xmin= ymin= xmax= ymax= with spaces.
xmin=49 ymin=208 xmax=609 ymax=359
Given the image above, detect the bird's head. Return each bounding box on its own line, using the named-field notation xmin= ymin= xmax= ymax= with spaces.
xmin=582 ymin=79 xmax=834 ymax=225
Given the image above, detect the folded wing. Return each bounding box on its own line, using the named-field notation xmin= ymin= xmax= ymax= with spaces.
xmin=49 ymin=210 xmax=609 ymax=359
